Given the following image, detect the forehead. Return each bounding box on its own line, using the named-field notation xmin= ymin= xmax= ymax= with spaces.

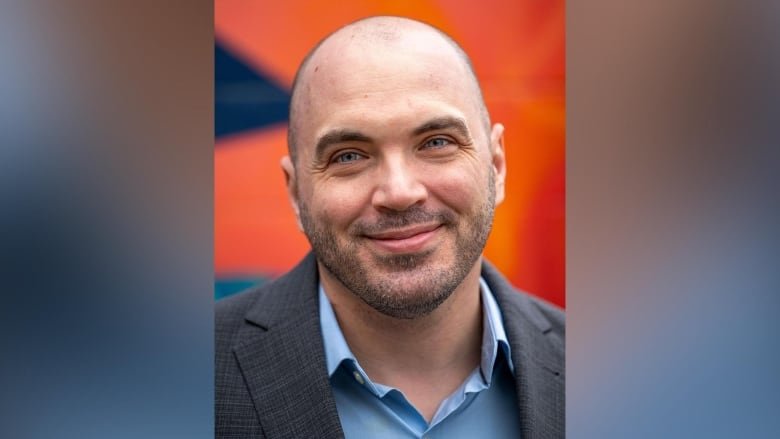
xmin=294 ymin=30 xmax=481 ymax=147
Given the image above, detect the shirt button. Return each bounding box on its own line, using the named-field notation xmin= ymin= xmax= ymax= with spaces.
xmin=352 ymin=371 xmax=365 ymax=385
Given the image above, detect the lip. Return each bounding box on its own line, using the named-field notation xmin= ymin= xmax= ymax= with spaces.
xmin=364 ymin=224 xmax=441 ymax=253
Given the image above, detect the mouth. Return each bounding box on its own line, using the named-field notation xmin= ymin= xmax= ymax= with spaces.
xmin=363 ymin=223 xmax=442 ymax=253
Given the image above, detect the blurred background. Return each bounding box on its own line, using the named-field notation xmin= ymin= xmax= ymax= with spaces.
xmin=214 ymin=0 xmax=565 ymax=307
xmin=3 ymin=0 xmax=779 ymax=437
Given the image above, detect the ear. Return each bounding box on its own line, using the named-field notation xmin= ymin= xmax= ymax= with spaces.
xmin=489 ymin=123 xmax=507 ymax=206
xmin=280 ymin=155 xmax=304 ymax=232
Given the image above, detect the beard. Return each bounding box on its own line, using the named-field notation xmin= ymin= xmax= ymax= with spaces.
xmin=298 ymin=171 xmax=496 ymax=320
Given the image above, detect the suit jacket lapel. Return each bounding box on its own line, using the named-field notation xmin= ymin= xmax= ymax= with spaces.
xmin=483 ymin=262 xmax=565 ymax=439
xmin=232 ymin=254 xmax=344 ymax=438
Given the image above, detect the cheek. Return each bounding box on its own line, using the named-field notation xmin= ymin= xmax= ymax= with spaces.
xmin=423 ymin=163 xmax=489 ymax=212
xmin=309 ymin=183 xmax=371 ymax=226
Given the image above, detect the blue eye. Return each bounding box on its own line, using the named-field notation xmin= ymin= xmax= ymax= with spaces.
xmin=332 ymin=151 xmax=365 ymax=164
xmin=423 ymin=138 xmax=452 ymax=149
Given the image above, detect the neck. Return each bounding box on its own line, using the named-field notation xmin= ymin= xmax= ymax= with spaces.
xmin=319 ymin=260 xmax=484 ymax=422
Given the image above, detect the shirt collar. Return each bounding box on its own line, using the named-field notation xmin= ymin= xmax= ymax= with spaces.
xmin=479 ymin=276 xmax=514 ymax=380
xmin=318 ymin=285 xmax=356 ymax=377
xmin=319 ymin=277 xmax=514 ymax=381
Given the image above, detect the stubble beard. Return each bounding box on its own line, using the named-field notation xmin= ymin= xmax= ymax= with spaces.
xmin=299 ymin=172 xmax=496 ymax=320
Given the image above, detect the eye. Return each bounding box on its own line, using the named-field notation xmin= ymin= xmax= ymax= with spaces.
xmin=331 ymin=151 xmax=366 ymax=164
xmin=422 ymin=137 xmax=453 ymax=149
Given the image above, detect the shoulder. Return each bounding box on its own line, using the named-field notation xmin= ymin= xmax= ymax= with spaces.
xmin=481 ymin=259 xmax=565 ymax=349
xmin=215 ymin=283 xmax=265 ymax=348
xmin=521 ymin=293 xmax=565 ymax=339
xmin=216 ymin=252 xmax=320 ymax=351
xmin=215 ymin=253 xmax=324 ymax=437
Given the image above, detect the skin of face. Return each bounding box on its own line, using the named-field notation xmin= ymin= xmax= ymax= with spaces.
xmin=282 ymin=20 xmax=507 ymax=319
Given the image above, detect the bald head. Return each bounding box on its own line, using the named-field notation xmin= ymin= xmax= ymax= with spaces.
xmin=287 ymin=16 xmax=490 ymax=164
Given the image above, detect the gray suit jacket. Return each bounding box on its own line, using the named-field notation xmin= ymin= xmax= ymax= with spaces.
xmin=216 ymin=253 xmax=565 ymax=438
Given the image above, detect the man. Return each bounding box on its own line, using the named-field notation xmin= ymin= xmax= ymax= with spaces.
xmin=216 ymin=16 xmax=564 ymax=439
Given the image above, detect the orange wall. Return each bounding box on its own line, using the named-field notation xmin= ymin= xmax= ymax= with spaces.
xmin=215 ymin=0 xmax=565 ymax=307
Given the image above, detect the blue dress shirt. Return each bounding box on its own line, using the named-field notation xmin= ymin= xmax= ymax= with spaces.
xmin=319 ymin=278 xmax=522 ymax=438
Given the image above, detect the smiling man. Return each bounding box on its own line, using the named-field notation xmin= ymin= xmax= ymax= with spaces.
xmin=216 ymin=16 xmax=564 ymax=439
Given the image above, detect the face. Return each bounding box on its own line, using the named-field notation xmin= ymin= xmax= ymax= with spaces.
xmin=283 ymin=33 xmax=506 ymax=319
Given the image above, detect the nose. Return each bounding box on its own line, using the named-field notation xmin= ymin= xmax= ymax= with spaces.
xmin=371 ymin=157 xmax=427 ymax=211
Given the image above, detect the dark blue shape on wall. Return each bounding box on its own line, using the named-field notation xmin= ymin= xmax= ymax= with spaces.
xmin=215 ymin=41 xmax=290 ymax=139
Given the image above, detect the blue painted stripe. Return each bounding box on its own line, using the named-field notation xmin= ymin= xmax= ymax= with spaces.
xmin=215 ymin=277 xmax=269 ymax=300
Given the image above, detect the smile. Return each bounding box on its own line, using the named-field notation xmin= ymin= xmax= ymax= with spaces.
xmin=363 ymin=224 xmax=442 ymax=253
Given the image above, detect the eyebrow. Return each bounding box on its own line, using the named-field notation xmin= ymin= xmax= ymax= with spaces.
xmin=411 ymin=116 xmax=473 ymax=142
xmin=314 ymin=129 xmax=373 ymax=163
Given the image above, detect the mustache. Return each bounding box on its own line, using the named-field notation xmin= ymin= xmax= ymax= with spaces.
xmin=351 ymin=207 xmax=455 ymax=235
